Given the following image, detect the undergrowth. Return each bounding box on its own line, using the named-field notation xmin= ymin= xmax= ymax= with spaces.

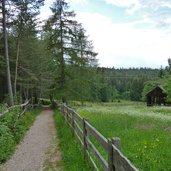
xmin=0 ymin=108 xmax=41 ymax=163
xmin=0 ymin=104 xmax=8 ymax=113
xmin=54 ymin=110 xmax=91 ymax=171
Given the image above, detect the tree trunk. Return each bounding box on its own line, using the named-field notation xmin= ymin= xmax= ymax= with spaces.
xmin=14 ymin=36 xmax=20 ymax=95
xmin=14 ymin=15 xmax=23 ymax=96
xmin=60 ymin=14 xmax=66 ymax=104
xmin=59 ymin=7 xmax=65 ymax=88
xmin=2 ymin=0 xmax=14 ymax=106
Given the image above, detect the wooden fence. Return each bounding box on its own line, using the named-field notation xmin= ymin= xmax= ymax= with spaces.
xmin=60 ymin=104 xmax=139 ymax=171
xmin=0 ymin=100 xmax=30 ymax=118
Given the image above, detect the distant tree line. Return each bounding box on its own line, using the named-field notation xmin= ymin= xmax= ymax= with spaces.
xmin=91 ymin=67 xmax=159 ymax=102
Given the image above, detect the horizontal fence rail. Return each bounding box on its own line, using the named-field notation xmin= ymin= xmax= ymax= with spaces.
xmin=0 ymin=100 xmax=30 ymax=118
xmin=60 ymin=104 xmax=139 ymax=171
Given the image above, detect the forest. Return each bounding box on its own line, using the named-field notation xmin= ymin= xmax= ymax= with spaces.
xmin=0 ymin=0 xmax=171 ymax=106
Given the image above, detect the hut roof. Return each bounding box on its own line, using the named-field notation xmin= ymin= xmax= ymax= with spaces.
xmin=146 ymin=85 xmax=167 ymax=97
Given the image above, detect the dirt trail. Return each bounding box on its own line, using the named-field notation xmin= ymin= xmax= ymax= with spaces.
xmin=1 ymin=110 xmax=62 ymax=171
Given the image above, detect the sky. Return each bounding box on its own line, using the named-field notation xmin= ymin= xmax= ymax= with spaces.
xmin=40 ymin=0 xmax=171 ymax=68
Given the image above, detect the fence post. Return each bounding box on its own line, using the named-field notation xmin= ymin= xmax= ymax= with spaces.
xmin=112 ymin=137 xmax=121 ymax=150
xmin=111 ymin=137 xmax=121 ymax=171
xmin=66 ymin=107 xmax=69 ymax=122
xmin=63 ymin=105 xmax=65 ymax=114
xmin=108 ymin=138 xmax=115 ymax=171
xmin=83 ymin=118 xmax=88 ymax=159
xmin=71 ymin=110 xmax=75 ymax=137
xmin=63 ymin=105 xmax=67 ymax=121
xmin=61 ymin=105 xmax=64 ymax=114
xmin=61 ymin=105 xmax=63 ymax=114
xmin=61 ymin=105 xmax=64 ymax=116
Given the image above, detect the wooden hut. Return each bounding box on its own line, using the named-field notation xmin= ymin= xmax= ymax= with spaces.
xmin=146 ymin=85 xmax=167 ymax=106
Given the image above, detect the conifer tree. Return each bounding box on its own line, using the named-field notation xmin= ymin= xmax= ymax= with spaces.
xmin=2 ymin=0 xmax=14 ymax=106
xmin=44 ymin=0 xmax=98 ymax=101
xmin=10 ymin=0 xmax=44 ymax=96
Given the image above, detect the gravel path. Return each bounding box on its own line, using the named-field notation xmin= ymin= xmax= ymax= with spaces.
xmin=1 ymin=109 xmax=62 ymax=171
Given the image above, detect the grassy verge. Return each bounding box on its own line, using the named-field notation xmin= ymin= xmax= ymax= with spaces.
xmin=0 ymin=108 xmax=41 ymax=163
xmin=43 ymin=135 xmax=64 ymax=171
xmin=68 ymin=100 xmax=144 ymax=108
xmin=77 ymin=104 xmax=171 ymax=171
xmin=54 ymin=110 xmax=91 ymax=171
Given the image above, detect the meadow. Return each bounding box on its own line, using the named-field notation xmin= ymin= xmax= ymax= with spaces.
xmin=75 ymin=102 xmax=171 ymax=171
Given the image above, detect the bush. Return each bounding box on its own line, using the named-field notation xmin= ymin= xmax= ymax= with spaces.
xmin=40 ymin=99 xmax=51 ymax=105
xmin=0 ymin=124 xmax=15 ymax=162
xmin=2 ymin=109 xmax=19 ymax=130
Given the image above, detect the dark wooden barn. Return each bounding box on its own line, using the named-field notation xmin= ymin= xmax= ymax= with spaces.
xmin=146 ymin=85 xmax=167 ymax=106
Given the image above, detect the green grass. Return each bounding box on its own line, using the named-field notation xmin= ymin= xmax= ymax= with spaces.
xmin=77 ymin=103 xmax=171 ymax=171
xmin=69 ymin=100 xmax=144 ymax=108
xmin=54 ymin=110 xmax=91 ymax=171
xmin=0 ymin=108 xmax=41 ymax=163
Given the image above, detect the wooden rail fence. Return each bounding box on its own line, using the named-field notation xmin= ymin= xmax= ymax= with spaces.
xmin=0 ymin=100 xmax=30 ymax=118
xmin=60 ymin=104 xmax=139 ymax=171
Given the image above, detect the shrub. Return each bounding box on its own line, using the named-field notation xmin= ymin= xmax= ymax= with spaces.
xmin=0 ymin=124 xmax=15 ymax=162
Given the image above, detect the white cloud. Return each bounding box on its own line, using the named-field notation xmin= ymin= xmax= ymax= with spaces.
xmin=104 ymin=0 xmax=171 ymax=30
xmin=139 ymin=0 xmax=171 ymax=10
xmin=105 ymin=0 xmax=139 ymax=7
xmin=75 ymin=11 xmax=171 ymax=68
xmin=39 ymin=0 xmax=53 ymax=21
xmin=105 ymin=0 xmax=141 ymax=15
xmin=104 ymin=0 xmax=171 ymax=10
xmin=67 ymin=0 xmax=88 ymax=4
xmin=126 ymin=5 xmax=140 ymax=15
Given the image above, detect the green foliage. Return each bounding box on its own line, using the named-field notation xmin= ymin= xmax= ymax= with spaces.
xmin=43 ymin=0 xmax=98 ymax=102
xmin=142 ymin=75 xmax=171 ymax=102
xmin=77 ymin=103 xmax=171 ymax=171
xmin=2 ymin=108 xmax=20 ymax=129
xmin=142 ymin=59 xmax=171 ymax=102
xmin=92 ymin=67 xmax=159 ymax=102
xmin=0 ymin=108 xmax=40 ymax=163
xmin=0 ymin=124 xmax=15 ymax=162
xmin=130 ymin=77 xmax=146 ymax=101
xmin=54 ymin=110 xmax=91 ymax=171
xmin=0 ymin=104 xmax=7 ymax=113
xmin=40 ymin=99 xmax=51 ymax=105
xmin=163 ymin=75 xmax=171 ymax=102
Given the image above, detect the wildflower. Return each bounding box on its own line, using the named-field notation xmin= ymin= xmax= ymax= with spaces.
xmin=156 ymin=138 xmax=159 ymax=142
